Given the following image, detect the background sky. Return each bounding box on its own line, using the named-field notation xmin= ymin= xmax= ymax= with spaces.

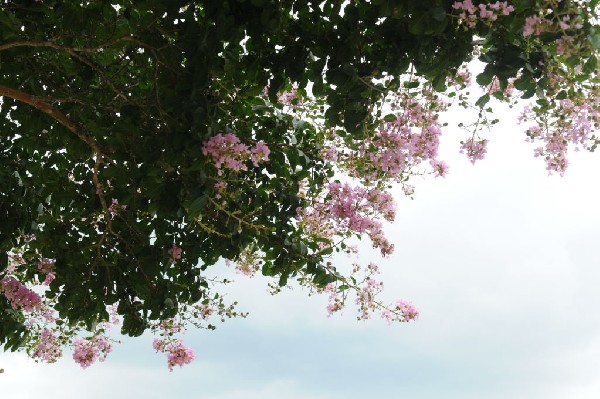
xmin=2 ymin=104 xmax=600 ymax=398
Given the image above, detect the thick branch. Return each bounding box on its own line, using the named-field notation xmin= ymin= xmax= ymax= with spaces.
xmin=0 ymin=36 xmax=138 ymax=53
xmin=0 ymin=83 xmax=103 ymax=153
xmin=0 ymin=83 xmax=114 ymax=234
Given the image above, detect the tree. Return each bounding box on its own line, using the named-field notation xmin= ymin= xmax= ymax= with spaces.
xmin=0 ymin=0 xmax=598 ymax=370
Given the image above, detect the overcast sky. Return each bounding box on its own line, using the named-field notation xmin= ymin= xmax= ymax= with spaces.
xmin=3 ymin=102 xmax=600 ymax=398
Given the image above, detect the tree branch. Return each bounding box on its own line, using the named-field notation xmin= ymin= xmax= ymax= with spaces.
xmin=0 ymin=36 xmax=139 ymax=53
xmin=0 ymin=83 xmax=103 ymax=154
xmin=0 ymin=83 xmax=113 ymax=227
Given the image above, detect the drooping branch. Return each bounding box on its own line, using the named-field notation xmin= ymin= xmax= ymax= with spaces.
xmin=0 ymin=83 xmax=112 ymax=224
xmin=0 ymin=36 xmax=141 ymax=54
xmin=0 ymin=83 xmax=103 ymax=154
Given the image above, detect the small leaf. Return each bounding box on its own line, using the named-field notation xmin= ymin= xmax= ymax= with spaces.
xmin=476 ymin=72 xmax=493 ymax=86
xmin=475 ymin=94 xmax=490 ymax=108
xmin=589 ymin=33 xmax=600 ymax=49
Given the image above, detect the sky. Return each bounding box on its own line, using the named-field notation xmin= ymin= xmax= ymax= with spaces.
xmin=2 ymin=104 xmax=600 ymax=398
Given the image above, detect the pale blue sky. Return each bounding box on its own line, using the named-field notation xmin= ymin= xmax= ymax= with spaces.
xmin=3 ymin=110 xmax=600 ymax=398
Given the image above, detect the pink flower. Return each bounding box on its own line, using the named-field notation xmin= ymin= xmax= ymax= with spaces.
xmin=460 ymin=138 xmax=488 ymax=164
xmin=108 ymin=198 xmax=126 ymax=217
xmin=153 ymin=338 xmax=195 ymax=371
xmin=196 ymin=304 xmax=213 ymax=320
xmin=0 ymin=277 xmax=41 ymax=311
xmin=72 ymin=336 xmax=112 ymax=369
xmin=166 ymin=341 xmax=195 ymax=371
xmin=430 ymin=160 xmax=449 ymax=177
xmin=168 ymin=244 xmax=182 ymax=261
xmin=396 ymin=300 xmax=419 ymax=321
xmin=202 ymin=133 xmax=270 ymax=173
xmin=453 ymin=1 xmax=514 ymax=28
xmin=380 ymin=309 xmax=396 ymax=325
xmin=324 ymin=283 xmax=343 ymax=316
xmin=32 ymin=329 xmax=62 ymax=363
xmin=38 ymin=258 xmax=56 ymax=285
xmin=251 ymin=141 xmax=271 ymax=166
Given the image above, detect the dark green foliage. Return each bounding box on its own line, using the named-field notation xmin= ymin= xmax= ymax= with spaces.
xmin=0 ymin=0 xmax=553 ymax=341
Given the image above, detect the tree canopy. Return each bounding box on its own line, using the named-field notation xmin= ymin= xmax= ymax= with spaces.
xmin=1 ymin=0 xmax=598 ymax=369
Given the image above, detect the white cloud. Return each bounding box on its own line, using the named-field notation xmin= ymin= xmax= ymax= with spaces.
xmin=3 ymin=92 xmax=600 ymax=399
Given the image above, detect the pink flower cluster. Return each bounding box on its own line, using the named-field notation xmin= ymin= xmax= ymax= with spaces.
xmin=460 ymin=138 xmax=488 ymax=164
xmin=195 ymin=304 xmax=213 ymax=320
xmin=108 ymin=198 xmax=127 ymax=218
xmin=72 ymin=335 xmax=112 ymax=369
xmin=324 ymin=283 xmax=343 ymax=316
xmin=297 ymin=182 xmax=396 ymax=256
xmin=396 ymin=300 xmax=420 ymax=321
xmin=202 ymin=133 xmax=270 ymax=175
xmin=521 ymin=98 xmax=600 ymax=175
xmin=7 ymin=252 xmax=25 ymax=274
xmin=0 ymin=276 xmax=41 ymax=311
xmin=153 ymin=338 xmax=195 ymax=371
xmin=381 ymin=300 xmax=419 ymax=323
xmin=226 ymin=250 xmax=262 ymax=276
xmin=159 ymin=319 xmax=184 ymax=334
xmin=348 ymin=95 xmax=447 ymax=183
xmin=523 ymin=15 xmax=552 ymax=37
xmin=430 ymin=160 xmax=449 ymax=178
xmin=356 ymin=278 xmax=384 ymax=320
xmin=37 ymin=258 xmax=55 ymax=285
xmin=32 ymin=329 xmax=62 ymax=363
xmin=453 ymin=1 xmax=515 ymax=28
xmin=447 ymin=67 xmax=472 ymax=89
xmin=278 ymin=84 xmax=302 ymax=106
xmin=486 ymin=76 xmax=516 ymax=98
xmin=168 ymin=243 xmax=182 ymax=262
xmin=214 ymin=181 xmax=228 ymax=199
xmin=523 ymin=9 xmax=582 ymax=38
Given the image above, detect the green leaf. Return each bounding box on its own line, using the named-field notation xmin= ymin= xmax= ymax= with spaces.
xmin=187 ymin=195 xmax=208 ymax=216
xmin=589 ymin=34 xmax=600 ymax=49
xmin=476 ymin=72 xmax=494 ymax=87
xmin=555 ymin=90 xmax=568 ymax=100
xmin=431 ymin=7 xmax=446 ymax=22
xmin=475 ymin=94 xmax=490 ymax=108
xmin=582 ymin=56 xmax=598 ymax=75
xmin=403 ymin=81 xmax=420 ymax=89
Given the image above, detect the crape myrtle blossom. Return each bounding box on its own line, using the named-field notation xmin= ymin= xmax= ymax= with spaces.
xmin=297 ymin=181 xmax=396 ymax=257
xmin=520 ymin=97 xmax=600 ymax=175
xmin=32 ymin=329 xmax=62 ymax=363
xmin=168 ymin=243 xmax=183 ymax=262
xmin=152 ymin=319 xmax=196 ymax=371
xmin=153 ymin=338 xmax=196 ymax=371
xmin=37 ymin=258 xmax=55 ymax=286
xmin=452 ymin=1 xmax=515 ymax=29
xmin=323 ymin=262 xmax=420 ymax=323
xmin=0 ymin=276 xmax=41 ymax=311
xmin=343 ymin=93 xmax=448 ymax=184
xmin=278 ymin=84 xmax=303 ymax=106
xmin=226 ymin=247 xmax=263 ymax=277
xmin=107 ymin=198 xmax=127 ymax=218
xmin=324 ymin=283 xmax=343 ymax=316
xmin=202 ymin=133 xmax=270 ymax=175
xmin=72 ymin=335 xmax=113 ymax=369
xmin=522 ymin=7 xmax=583 ymax=38
xmin=0 ymin=243 xmax=122 ymax=368
xmin=460 ymin=138 xmax=489 ymax=164
xmin=396 ymin=300 xmax=420 ymax=321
